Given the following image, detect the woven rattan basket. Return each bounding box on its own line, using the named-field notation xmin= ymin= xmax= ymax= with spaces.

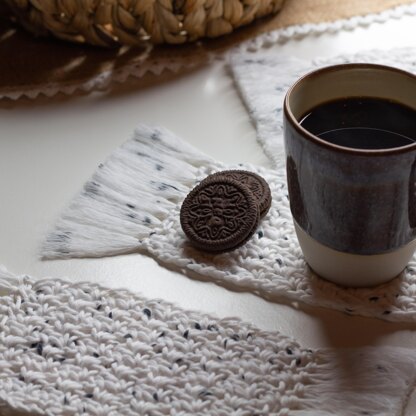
xmin=5 ymin=0 xmax=285 ymax=47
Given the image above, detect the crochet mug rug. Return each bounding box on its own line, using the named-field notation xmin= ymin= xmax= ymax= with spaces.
xmin=2 ymin=2 xmax=416 ymax=99
xmin=229 ymin=47 xmax=416 ymax=166
xmin=43 ymin=125 xmax=416 ymax=323
xmin=1 ymin=266 xmax=416 ymax=416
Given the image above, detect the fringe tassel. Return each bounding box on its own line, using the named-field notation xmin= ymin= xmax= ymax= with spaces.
xmin=42 ymin=125 xmax=215 ymax=259
xmin=300 ymin=346 xmax=416 ymax=416
xmin=0 ymin=266 xmax=21 ymax=296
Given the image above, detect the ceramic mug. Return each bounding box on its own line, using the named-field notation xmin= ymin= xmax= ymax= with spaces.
xmin=283 ymin=63 xmax=416 ymax=287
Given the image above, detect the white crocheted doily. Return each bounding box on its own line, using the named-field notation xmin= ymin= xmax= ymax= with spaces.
xmin=43 ymin=125 xmax=416 ymax=323
xmin=0 ymin=266 xmax=415 ymax=416
xmin=229 ymin=47 xmax=416 ymax=166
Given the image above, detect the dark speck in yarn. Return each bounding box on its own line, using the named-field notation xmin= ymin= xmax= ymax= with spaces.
xmin=157 ymin=182 xmax=179 ymax=191
xmin=132 ymin=391 xmax=136 ymax=397
xmin=296 ymin=357 xmax=302 ymax=366
xmin=93 ymin=353 xmax=99 ymax=358
xmin=144 ymin=217 xmax=151 ymax=224
xmin=19 ymin=375 xmax=25 ymax=382
xmin=369 ymin=296 xmax=379 ymax=302
xmin=96 ymin=304 xmax=102 ymax=311
xmin=126 ymin=203 xmax=135 ymax=209
xmin=55 ymin=233 xmax=71 ymax=243
xmin=124 ymin=334 xmax=133 ymax=339
xmin=155 ymin=164 xmax=163 ymax=171
xmin=276 ymin=258 xmax=283 ymax=266
xmin=207 ymin=325 xmax=217 ymax=331
xmin=30 ymin=342 xmax=42 ymax=355
xmin=36 ymin=343 xmax=43 ymax=356
xmin=153 ymin=392 xmax=159 ymax=401
xmin=194 ymin=323 xmax=202 ymax=330
xmin=231 ymin=334 xmax=239 ymax=341
xmin=151 ymin=133 xmax=160 ymax=141
xmin=158 ymin=332 xmax=165 ymax=338
xmin=259 ymin=255 xmax=264 ymax=260
xmin=199 ymin=390 xmax=213 ymax=399
xmin=257 ymin=230 xmax=264 ymax=239
xmin=149 ymin=231 xmax=156 ymax=237
xmin=286 ymin=347 xmax=293 ymax=355
xmin=183 ymin=330 xmax=189 ymax=339
xmin=85 ymin=181 xmax=100 ymax=195
xmin=64 ymin=396 xmax=69 ymax=405
xmin=382 ymin=310 xmax=391 ymax=315
xmin=108 ymin=312 xmax=113 ymax=319
xmin=127 ymin=213 xmax=136 ymax=219
xmin=143 ymin=308 xmax=152 ymax=318
xmin=85 ymin=393 xmax=93 ymax=399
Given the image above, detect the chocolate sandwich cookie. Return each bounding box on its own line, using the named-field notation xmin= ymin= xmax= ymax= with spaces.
xmin=180 ymin=176 xmax=260 ymax=253
xmin=202 ymin=170 xmax=272 ymax=217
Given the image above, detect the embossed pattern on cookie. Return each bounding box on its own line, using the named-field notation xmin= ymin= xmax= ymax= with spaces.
xmin=202 ymin=170 xmax=272 ymax=218
xmin=180 ymin=177 xmax=259 ymax=252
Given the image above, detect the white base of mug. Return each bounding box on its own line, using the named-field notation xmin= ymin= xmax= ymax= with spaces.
xmin=294 ymin=221 xmax=416 ymax=287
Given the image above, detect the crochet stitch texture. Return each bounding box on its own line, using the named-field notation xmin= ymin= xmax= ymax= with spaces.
xmin=43 ymin=125 xmax=416 ymax=322
xmin=0 ymin=267 xmax=416 ymax=415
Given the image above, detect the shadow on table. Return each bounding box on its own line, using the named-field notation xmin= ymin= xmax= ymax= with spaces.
xmin=143 ymin=247 xmax=416 ymax=350
xmin=0 ymin=10 xmax=276 ymax=104
xmin=306 ymin=269 xmax=416 ymax=350
xmin=0 ymin=16 xmax=210 ymax=106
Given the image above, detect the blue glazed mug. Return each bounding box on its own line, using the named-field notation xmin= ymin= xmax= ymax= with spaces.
xmin=283 ymin=64 xmax=416 ymax=287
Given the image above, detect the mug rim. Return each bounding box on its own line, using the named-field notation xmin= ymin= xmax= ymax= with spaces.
xmin=284 ymin=63 xmax=416 ymax=156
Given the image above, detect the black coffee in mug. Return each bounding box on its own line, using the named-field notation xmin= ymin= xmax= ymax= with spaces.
xmin=299 ymin=97 xmax=416 ymax=149
xmin=284 ymin=64 xmax=416 ymax=287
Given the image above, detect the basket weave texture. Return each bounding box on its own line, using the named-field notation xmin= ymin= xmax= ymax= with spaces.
xmin=5 ymin=0 xmax=285 ymax=47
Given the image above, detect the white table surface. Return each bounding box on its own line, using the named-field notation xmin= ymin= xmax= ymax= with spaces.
xmin=1 ymin=13 xmax=416 ymax=414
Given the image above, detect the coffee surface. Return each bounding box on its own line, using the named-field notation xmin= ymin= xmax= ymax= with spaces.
xmin=299 ymin=97 xmax=416 ymax=150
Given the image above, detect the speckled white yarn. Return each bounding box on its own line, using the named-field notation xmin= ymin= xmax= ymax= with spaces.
xmin=0 ymin=267 xmax=416 ymax=416
xmin=229 ymin=47 xmax=416 ymax=166
xmin=43 ymin=126 xmax=416 ymax=323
